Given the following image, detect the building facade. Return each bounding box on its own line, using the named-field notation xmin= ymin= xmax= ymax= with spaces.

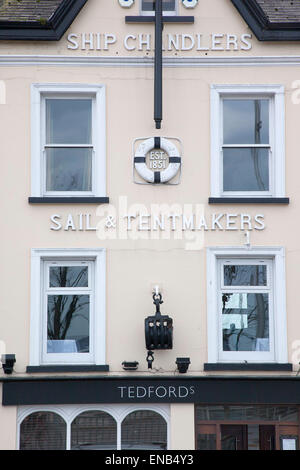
xmin=1 ymin=0 xmax=300 ymax=451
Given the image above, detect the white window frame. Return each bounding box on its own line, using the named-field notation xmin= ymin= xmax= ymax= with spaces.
xmin=206 ymin=247 xmax=288 ymax=364
xmin=210 ymin=84 xmax=285 ymax=198
xmin=17 ymin=404 xmax=170 ymax=450
xmin=31 ymin=84 xmax=106 ymax=198
xmin=140 ymin=0 xmax=178 ymax=16
xmin=30 ymin=249 xmax=106 ymax=366
xmin=43 ymin=260 xmax=94 ymax=364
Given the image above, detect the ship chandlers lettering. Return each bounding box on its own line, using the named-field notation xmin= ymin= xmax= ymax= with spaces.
xmin=118 ymin=385 xmax=196 ymax=399
xmin=67 ymin=32 xmax=252 ymax=52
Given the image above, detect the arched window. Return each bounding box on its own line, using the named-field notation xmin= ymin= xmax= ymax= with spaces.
xmin=121 ymin=410 xmax=167 ymax=450
xmin=20 ymin=412 xmax=66 ymax=450
xmin=71 ymin=411 xmax=117 ymax=450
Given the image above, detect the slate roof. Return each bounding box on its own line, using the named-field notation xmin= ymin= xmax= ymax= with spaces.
xmin=256 ymin=0 xmax=300 ymax=24
xmin=231 ymin=0 xmax=300 ymax=40
xmin=0 ymin=0 xmax=87 ymax=39
xmin=0 ymin=0 xmax=62 ymax=23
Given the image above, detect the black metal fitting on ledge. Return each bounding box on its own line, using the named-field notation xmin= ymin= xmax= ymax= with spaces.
xmin=1 ymin=355 xmax=16 ymax=375
xmin=146 ymin=351 xmax=155 ymax=369
xmin=176 ymin=357 xmax=191 ymax=374
xmin=122 ymin=361 xmax=139 ymax=371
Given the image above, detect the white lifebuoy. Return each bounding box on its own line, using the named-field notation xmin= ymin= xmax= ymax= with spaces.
xmin=134 ymin=137 xmax=181 ymax=184
xmin=118 ymin=0 xmax=134 ymax=7
xmin=182 ymin=0 xmax=198 ymax=8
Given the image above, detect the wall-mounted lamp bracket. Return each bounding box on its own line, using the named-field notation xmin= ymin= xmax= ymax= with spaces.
xmin=146 ymin=350 xmax=155 ymax=369
xmin=1 ymin=354 xmax=16 ymax=375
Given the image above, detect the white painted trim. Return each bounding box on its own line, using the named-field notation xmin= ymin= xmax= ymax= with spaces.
xmin=17 ymin=404 xmax=170 ymax=450
xmin=4 ymin=55 xmax=300 ymax=67
xmin=42 ymin=260 xmax=94 ymax=364
xmin=210 ymin=84 xmax=285 ymax=198
xmin=29 ymin=248 xmax=106 ymax=366
xmin=206 ymin=246 xmax=288 ymax=364
xmin=30 ymin=83 xmax=106 ymax=198
xmin=274 ymin=87 xmax=286 ymax=197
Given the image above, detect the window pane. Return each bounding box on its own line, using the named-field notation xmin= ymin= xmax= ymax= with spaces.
xmin=196 ymin=406 xmax=299 ymax=422
xmin=280 ymin=435 xmax=299 ymax=450
xmin=221 ymin=425 xmax=247 ymax=450
xmin=121 ymin=411 xmax=167 ymax=450
xmin=142 ymin=0 xmax=176 ymax=11
xmin=46 ymin=148 xmax=92 ymax=192
xmin=71 ymin=411 xmax=117 ymax=450
xmin=47 ymin=295 xmax=90 ymax=353
xmin=20 ymin=412 xmax=66 ymax=450
xmin=222 ymin=293 xmax=269 ymax=352
xmin=223 ymin=99 xmax=269 ymax=145
xmin=223 ymin=148 xmax=269 ymax=192
xmin=196 ymin=405 xmax=226 ymax=421
xmin=224 ymin=265 xmax=267 ymax=287
xmin=49 ymin=266 xmax=88 ymax=288
xmin=46 ymin=99 xmax=92 ymax=144
xmin=248 ymin=424 xmax=260 ymax=450
xmin=197 ymin=434 xmax=216 ymax=450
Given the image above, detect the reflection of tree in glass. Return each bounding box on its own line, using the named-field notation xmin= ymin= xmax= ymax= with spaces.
xmin=223 ymin=294 xmax=267 ymax=351
xmin=50 ymin=266 xmax=88 ymax=288
xmin=224 ymin=264 xmax=266 ymax=286
xmin=222 ymin=265 xmax=269 ymax=351
xmin=253 ymin=100 xmax=266 ymax=191
xmin=48 ymin=267 xmax=89 ymax=341
xmin=48 ymin=295 xmax=89 ymax=341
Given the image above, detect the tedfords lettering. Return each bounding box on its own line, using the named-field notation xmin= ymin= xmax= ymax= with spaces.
xmin=118 ymin=385 xmax=196 ymax=399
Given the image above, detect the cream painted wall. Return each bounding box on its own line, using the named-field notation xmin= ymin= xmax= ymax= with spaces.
xmin=170 ymin=404 xmax=195 ymax=450
xmin=0 ymin=63 xmax=299 ymax=374
xmin=0 ymin=0 xmax=300 ymax=374
xmin=0 ymin=387 xmax=16 ymax=450
xmin=1 ymin=0 xmax=300 ymax=452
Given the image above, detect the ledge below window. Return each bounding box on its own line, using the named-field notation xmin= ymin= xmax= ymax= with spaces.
xmin=204 ymin=363 xmax=293 ymax=372
xmin=28 ymin=197 xmax=110 ymax=204
xmin=208 ymin=197 xmax=290 ymax=204
xmin=26 ymin=365 xmax=110 ymax=373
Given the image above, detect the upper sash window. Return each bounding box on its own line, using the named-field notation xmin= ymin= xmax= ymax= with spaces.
xmin=222 ymin=98 xmax=270 ymax=193
xmin=45 ymin=98 xmax=93 ymax=194
xmin=210 ymin=85 xmax=285 ymax=199
xmin=31 ymin=84 xmax=106 ymax=199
